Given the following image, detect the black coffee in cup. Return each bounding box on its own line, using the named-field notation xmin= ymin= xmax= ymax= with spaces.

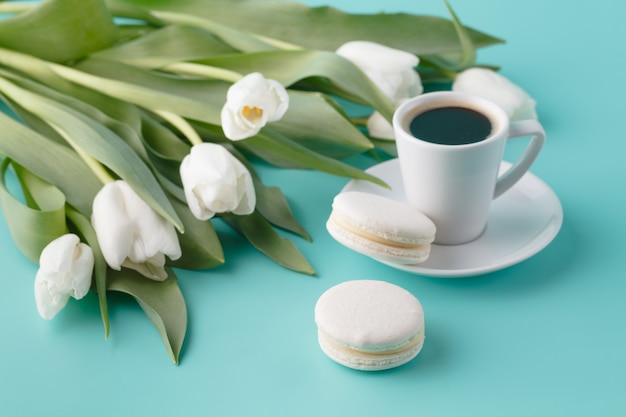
xmin=409 ymin=106 xmax=492 ymax=145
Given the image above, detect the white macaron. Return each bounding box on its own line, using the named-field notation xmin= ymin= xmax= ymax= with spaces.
xmin=314 ymin=280 xmax=425 ymax=371
xmin=326 ymin=191 xmax=436 ymax=264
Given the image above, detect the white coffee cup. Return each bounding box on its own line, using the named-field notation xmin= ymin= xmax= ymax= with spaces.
xmin=393 ymin=91 xmax=545 ymax=245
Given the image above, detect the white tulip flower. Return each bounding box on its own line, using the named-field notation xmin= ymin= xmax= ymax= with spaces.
xmin=336 ymin=41 xmax=423 ymax=105
xmin=336 ymin=41 xmax=423 ymax=139
xmin=220 ymin=72 xmax=289 ymax=140
xmin=34 ymin=234 xmax=94 ymax=320
xmin=91 ymin=180 xmax=181 ymax=281
xmin=452 ymin=67 xmax=538 ymax=121
xmin=180 ymin=143 xmax=256 ymax=220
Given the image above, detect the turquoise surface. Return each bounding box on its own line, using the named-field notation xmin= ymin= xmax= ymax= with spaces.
xmin=1 ymin=0 xmax=625 ymax=416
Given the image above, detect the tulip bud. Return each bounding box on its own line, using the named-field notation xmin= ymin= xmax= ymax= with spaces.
xmin=91 ymin=181 xmax=181 ymax=281
xmin=34 ymin=234 xmax=94 ymax=320
xmin=336 ymin=41 xmax=423 ymax=139
xmin=336 ymin=41 xmax=423 ymax=105
xmin=452 ymin=67 xmax=537 ymax=121
xmin=180 ymin=143 xmax=256 ymax=220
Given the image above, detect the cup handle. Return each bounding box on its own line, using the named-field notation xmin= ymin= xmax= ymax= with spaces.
xmin=493 ymin=120 xmax=546 ymax=199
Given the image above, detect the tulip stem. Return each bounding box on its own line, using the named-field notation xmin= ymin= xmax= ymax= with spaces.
xmin=50 ymin=125 xmax=116 ymax=185
xmin=154 ymin=110 xmax=204 ymax=146
xmin=76 ymin=148 xmax=117 ymax=185
xmin=161 ymin=62 xmax=242 ymax=83
xmin=254 ymin=35 xmax=303 ymax=51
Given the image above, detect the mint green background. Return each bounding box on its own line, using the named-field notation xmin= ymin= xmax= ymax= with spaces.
xmin=1 ymin=0 xmax=625 ymax=416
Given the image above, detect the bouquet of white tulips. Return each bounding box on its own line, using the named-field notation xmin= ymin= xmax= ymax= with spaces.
xmin=0 ymin=0 xmax=529 ymax=363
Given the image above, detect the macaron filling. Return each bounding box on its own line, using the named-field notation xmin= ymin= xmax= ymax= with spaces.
xmin=317 ymin=327 xmax=425 ymax=371
xmin=329 ymin=211 xmax=432 ymax=249
xmin=318 ymin=325 xmax=425 ymax=354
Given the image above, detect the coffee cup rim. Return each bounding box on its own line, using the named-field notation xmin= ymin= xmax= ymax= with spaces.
xmin=393 ymin=91 xmax=509 ymax=148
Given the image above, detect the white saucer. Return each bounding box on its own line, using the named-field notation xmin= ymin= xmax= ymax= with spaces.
xmin=339 ymin=159 xmax=563 ymax=277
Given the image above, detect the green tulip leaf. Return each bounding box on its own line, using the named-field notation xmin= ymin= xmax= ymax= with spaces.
xmin=0 ymin=0 xmax=118 ymax=63
xmin=236 ymin=129 xmax=388 ymax=188
xmin=223 ymin=211 xmax=315 ymax=275
xmin=0 ymin=160 xmax=68 ymax=263
xmin=273 ymin=91 xmax=374 ymax=159
xmin=191 ymin=120 xmax=386 ymax=187
xmin=418 ymin=0 xmax=477 ymax=75
xmin=107 ymin=268 xmax=187 ymax=364
xmin=168 ymin=197 xmax=225 ymax=270
xmin=0 ymin=111 xmax=101 ymax=215
xmin=254 ymin=182 xmax=311 ymax=242
xmin=92 ymin=24 xmax=237 ymax=67
xmin=0 ymin=94 xmax=67 ymax=147
xmin=139 ymin=114 xmax=191 ymax=186
xmin=224 ymin=145 xmax=311 ymax=241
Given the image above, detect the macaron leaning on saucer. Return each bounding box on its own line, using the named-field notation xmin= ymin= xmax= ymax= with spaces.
xmin=326 ymin=191 xmax=436 ymax=264
xmin=314 ymin=280 xmax=425 ymax=371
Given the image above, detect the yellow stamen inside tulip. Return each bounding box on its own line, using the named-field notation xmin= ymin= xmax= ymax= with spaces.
xmin=242 ymin=105 xmax=263 ymax=123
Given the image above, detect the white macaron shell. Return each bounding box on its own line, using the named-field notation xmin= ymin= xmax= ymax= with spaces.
xmin=314 ymin=280 xmax=424 ymax=352
xmin=331 ymin=191 xmax=436 ymax=245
